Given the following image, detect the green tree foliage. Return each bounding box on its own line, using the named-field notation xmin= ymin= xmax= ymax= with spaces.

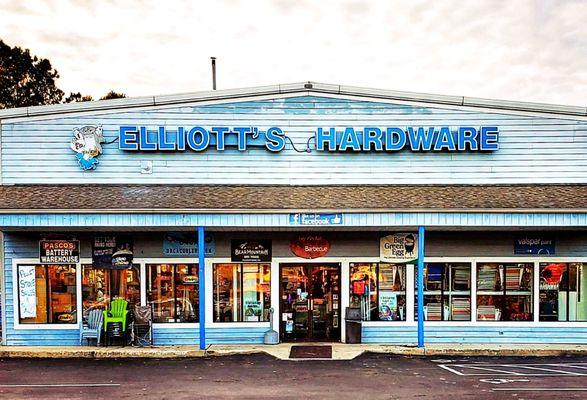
xmin=64 ymin=92 xmax=94 ymax=103
xmin=0 ymin=39 xmax=64 ymax=108
xmin=100 ymin=90 xmax=126 ymax=100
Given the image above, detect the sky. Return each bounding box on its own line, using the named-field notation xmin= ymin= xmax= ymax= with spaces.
xmin=1 ymin=0 xmax=586 ymax=106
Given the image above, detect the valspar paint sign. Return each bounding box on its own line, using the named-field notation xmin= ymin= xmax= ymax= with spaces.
xmin=380 ymin=233 xmax=418 ymax=263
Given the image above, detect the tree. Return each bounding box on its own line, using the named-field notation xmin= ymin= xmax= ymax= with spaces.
xmin=0 ymin=39 xmax=64 ymax=109
xmin=64 ymin=92 xmax=94 ymax=103
xmin=100 ymin=90 xmax=126 ymax=100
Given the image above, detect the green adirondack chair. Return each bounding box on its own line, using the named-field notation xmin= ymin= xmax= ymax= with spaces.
xmin=103 ymin=299 xmax=129 ymax=332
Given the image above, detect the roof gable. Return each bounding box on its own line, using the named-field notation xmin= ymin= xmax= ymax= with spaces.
xmin=1 ymin=81 xmax=586 ymax=121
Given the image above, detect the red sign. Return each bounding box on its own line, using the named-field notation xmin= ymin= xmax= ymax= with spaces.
xmin=289 ymin=235 xmax=330 ymax=259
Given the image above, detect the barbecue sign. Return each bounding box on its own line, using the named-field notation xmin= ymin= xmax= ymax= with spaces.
xmin=39 ymin=240 xmax=80 ymax=264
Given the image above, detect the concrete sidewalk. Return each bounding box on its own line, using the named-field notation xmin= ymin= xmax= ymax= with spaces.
xmin=1 ymin=343 xmax=587 ymax=360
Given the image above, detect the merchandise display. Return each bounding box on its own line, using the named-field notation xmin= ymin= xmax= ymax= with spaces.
xmin=415 ymin=263 xmax=472 ymax=321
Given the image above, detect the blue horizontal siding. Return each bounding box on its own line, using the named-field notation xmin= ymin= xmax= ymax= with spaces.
xmin=153 ymin=327 xmax=199 ymax=346
xmin=3 ymin=95 xmax=587 ymax=185
xmin=207 ymin=326 xmax=268 ymax=344
xmin=3 ymin=234 xmax=80 ymax=346
xmin=362 ymin=326 xmax=587 ymax=345
xmin=1 ymin=212 xmax=586 ymax=229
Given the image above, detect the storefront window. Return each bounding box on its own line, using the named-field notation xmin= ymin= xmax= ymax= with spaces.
xmin=213 ymin=263 xmax=271 ymax=322
xmin=147 ymin=264 xmax=199 ymax=323
xmin=17 ymin=264 xmax=77 ymax=324
xmin=82 ymin=265 xmax=140 ymax=316
xmin=539 ymin=262 xmax=586 ymax=321
xmin=413 ymin=263 xmax=471 ymax=321
xmin=476 ymin=263 xmax=533 ymax=321
xmin=349 ymin=263 xmax=406 ymax=321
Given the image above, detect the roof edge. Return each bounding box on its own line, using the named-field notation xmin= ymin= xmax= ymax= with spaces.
xmin=1 ymin=81 xmax=586 ymax=120
xmin=0 ymin=208 xmax=586 ymax=214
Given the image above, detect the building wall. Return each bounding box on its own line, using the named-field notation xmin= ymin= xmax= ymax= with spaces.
xmin=2 ymin=95 xmax=587 ymax=185
xmin=4 ymin=230 xmax=587 ymax=345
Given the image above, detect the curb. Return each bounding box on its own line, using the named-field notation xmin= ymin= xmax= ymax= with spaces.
xmin=1 ymin=347 xmax=586 ymax=360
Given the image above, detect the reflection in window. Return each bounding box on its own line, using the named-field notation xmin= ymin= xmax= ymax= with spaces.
xmin=213 ymin=263 xmax=271 ymax=322
xmin=349 ymin=263 xmax=406 ymax=321
xmin=413 ymin=263 xmax=471 ymax=321
xmin=82 ymin=265 xmax=140 ymax=316
xmin=148 ymin=264 xmax=199 ymax=323
xmin=18 ymin=264 xmax=77 ymax=324
xmin=539 ymin=263 xmax=586 ymax=321
xmin=476 ymin=263 xmax=533 ymax=321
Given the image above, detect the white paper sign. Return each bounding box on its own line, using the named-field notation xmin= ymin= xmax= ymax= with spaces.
xmin=18 ymin=265 xmax=37 ymax=319
xmin=380 ymin=233 xmax=418 ymax=262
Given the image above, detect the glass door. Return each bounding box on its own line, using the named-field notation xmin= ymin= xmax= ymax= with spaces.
xmin=280 ymin=263 xmax=341 ymax=342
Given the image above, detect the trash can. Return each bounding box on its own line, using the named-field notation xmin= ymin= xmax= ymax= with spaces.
xmin=345 ymin=307 xmax=362 ymax=344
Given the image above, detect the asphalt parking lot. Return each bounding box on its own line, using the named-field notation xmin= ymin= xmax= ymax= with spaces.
xmin=0 ymin=353 xmax=586 ymax=399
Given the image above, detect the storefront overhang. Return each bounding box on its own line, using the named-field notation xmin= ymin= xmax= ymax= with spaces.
xmin=0 ymin=211 xmax=586 ymax=231
xmin=0 ymin=184 xmax=585 ymax=230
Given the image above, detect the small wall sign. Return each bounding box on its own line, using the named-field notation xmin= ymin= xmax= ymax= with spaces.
xmin=380 ymin=233 xmax=418 ymax=263
xmin=289 ymin=235 xmax=331 ymax=259
xmin=93 ymin=236 xmax=134 ymax=269
xmin=289 ymin=213 xmax=343 ymax=226
xmin=231 ymin=240 xmax=272 ymax=262
xmin=163 ymin=232 xmax=215 ymax=256
xmin=514 ymin=236 xmax=555 ymax=255
xmin=39 ymin=240 xmax=80 ymax=264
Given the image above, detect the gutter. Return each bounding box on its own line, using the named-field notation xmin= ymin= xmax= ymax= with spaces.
xmin=0 ymin=208 xmax=585 ymax=214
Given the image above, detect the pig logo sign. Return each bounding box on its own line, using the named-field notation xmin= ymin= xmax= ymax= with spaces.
xmin=70 ymin=125 xmax=105 ymax=170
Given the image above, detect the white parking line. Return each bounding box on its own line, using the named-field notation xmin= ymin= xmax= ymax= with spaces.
xmin=506 ymin=364 xmax=585 ymax=376
xmin=458 ymin=365 xmax=525 ymax=375
xmin=438 ymin=362 xmax=587 ymax=377
xmin=0 ymin=384 xmax=120 ymax=388
xmin=438 ymin=365 xmax=465 ymax=376
xmin=493 ymin=388 xmax=587 ymax=392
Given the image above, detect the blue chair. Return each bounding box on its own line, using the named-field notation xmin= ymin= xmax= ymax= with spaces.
xmin=80 ymin=309 xmax=104 ymax=346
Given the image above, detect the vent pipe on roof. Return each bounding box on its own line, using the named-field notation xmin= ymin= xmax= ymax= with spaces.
xmin=211 ymin=57 xmax=217 ymax=90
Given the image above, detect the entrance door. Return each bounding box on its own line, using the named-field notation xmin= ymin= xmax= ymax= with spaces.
xmin=280 ymin=263 xmax=341 ymax=342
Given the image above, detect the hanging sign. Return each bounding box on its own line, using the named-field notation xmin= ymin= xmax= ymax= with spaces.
xmin=514 ymin=236 xmax=555 ymax=255
xmin=39 ymin=240 xmax=80 ymax=264
xmin=163 ymin=232 xmax=216 ymax=256
xmin=380 ymin=233 xmax=418 ymax=263
xmin=231 ymin=240 xmax=272 ymax=262
xmin=289 ymin=235 xmax=331 ymax=259
xmin=289 ymin=213 xmax=343 ymax=226
xmin=18 ymin=265 xmax=37 ymax=318
xmin=93 ymin=236 xmax=134 ymax=269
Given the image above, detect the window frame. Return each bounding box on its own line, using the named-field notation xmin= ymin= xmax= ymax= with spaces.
xmin=81 ymin=263 xmax=141 ymax=316
xmin=412 ymin=262 xmax=473 ymax=322
xmin=13 ymin=258 xmax=82 ymax=330
xmin=539 ymin=262 xmax=586 ymax=322
xmin=146 ymin=262 xmax=200 ymax=324
xmin=349 ymin=262 xmax=408 ymax=322
xmin=212 ymin=262 xmax=271 ymax=323
xmin=475 ymin=262 xmax=534 ymax=322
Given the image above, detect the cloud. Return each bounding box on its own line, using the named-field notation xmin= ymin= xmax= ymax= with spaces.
xmin=0 ymin=0 xmax=584 ymax=105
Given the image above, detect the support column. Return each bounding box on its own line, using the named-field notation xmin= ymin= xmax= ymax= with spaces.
xmin=417 ymin=226 xmax=425 ymax=348
xmin=198 ymin=226 xmax=206 ymax=350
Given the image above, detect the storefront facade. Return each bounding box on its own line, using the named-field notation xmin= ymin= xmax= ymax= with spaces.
xmin=0 ymin=82 xmax=586 ymax=347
